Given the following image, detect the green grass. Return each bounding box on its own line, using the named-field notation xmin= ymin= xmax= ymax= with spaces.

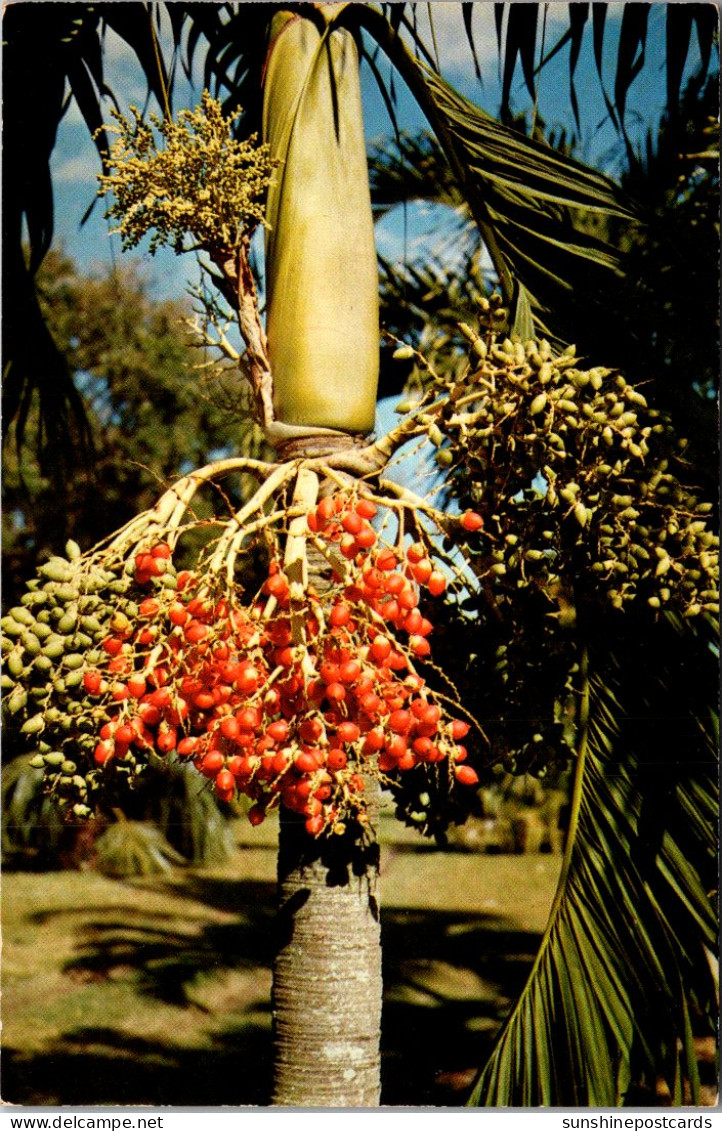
xmin=2 ymin=825 xmax=560 ymax=1107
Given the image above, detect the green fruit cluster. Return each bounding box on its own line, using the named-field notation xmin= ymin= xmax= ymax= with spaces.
xmin=1 ymin=541 xmax=176 ymax=816
xmin=431 ymin=326 xmax=718 ymax=622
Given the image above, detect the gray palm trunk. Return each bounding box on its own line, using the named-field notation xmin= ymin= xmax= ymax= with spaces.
xmin=273 ymin=802 xmax=382 ymax=1106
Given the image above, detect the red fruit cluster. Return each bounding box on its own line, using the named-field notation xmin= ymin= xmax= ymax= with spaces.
xmin=82 ymin=493 xmax=478 ymax=837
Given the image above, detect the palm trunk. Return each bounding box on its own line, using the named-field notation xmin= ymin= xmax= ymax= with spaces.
xmin=261 ymin=10 xmax=383 ymax=1106
xmin=273 ymin=797 xmax=382 ymax=1107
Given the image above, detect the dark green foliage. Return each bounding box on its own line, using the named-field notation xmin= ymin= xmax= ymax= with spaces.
xmin=2 ymin=250 xmax=255 ymax=607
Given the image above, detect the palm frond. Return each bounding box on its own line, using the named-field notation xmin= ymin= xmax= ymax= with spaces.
xmin=415 ymin=63 xmax=639 ymax=343
xmin=469 ymin=616 xmax=718 ymax=1106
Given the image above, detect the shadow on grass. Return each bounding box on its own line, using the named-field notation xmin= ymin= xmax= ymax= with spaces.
xmin=4 ymin=870 xmax=542 ymax=1107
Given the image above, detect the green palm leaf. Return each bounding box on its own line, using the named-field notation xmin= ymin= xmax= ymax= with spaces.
xmin=469 ymin=617 xmax=718 ymax=1107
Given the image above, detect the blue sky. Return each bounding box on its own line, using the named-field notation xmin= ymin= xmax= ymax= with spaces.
xmin=49 ymin=3 xmax=706 ymax=304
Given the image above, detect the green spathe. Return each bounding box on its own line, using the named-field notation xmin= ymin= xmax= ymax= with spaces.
xmin=263 ymin=10 xmax=379 ymax=433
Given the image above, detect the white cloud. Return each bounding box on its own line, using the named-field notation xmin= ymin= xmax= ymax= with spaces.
xmin=52 ymin=151 xmax=102 ymax=185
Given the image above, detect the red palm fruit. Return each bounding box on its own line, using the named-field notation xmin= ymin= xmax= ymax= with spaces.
xmin=275 ymin=647 xmax=295 ymax=669
xmin=340 ymin=534 xmax=359 ymax=559
xmin=339 ymin=659 xmax=361 ymax=684
xmin=264 ymin=686 xmax=282 ymax=713
xmin=427 ymin=570 xmax=446 ymax=597
xmin=127 ymin=675 xmax=147 ymax=699
xmin=187 ymin=597 xmax=212 ymax=619
xmin=381 ymin=599 xmax=400 ymax=622
xmin=299 ymin=717 xmax=324 ymax=743
xmin=388 ymin=651 xmax=407 ymax=672
xmin=305 ymin=813 xmax=325 ymax=837
xmin=94 ymin=740 xmax=113 ymax=766
xmin=411 ymin=558 xmax=432 ymax=584
xmin=412 ymin=736 xmax=435 ymax=760
xmin=329 ymin=603 xmax=351 ymax=628
xmin=397 ymin=751 xmax=416 ymax=771
xmin=294 ymin=778 xmax=314 ymax=801
xmin=316 ymin=495 xmax=336 ymax=525
xmin=110 ymin=682 xmax=130 ymax=702
xmin=402 ymin=608 xmax=423 ymax=635
xmin=337 ymin=721 xmax=360 ymax=744
xmin=355 ymin=498 xmax=377 ymax=520
xmin=236 ymin=706 xmax=262 ymax=732
xmin=193 ymin=691 xmax=215 ymax=711
xmin=326 ymin=748 xmax=347 ymax=771
xmin=102 ymin=636 xmax=124 ymax=657
xmin=306 ymin=510 xmax=319 ymax=533
xmin=248 ymin=804 xmax=266 ymax=827
xmin=451 ymin=719 xmax=471 ymax=740
xmin=216 ymin=769 xmax=235 ymax=793
xmin=199 ymin=751 xmax=225 ymax=778
xmin=148 ymin=665 xmax=170 ymax=688
xmin=370 ymin=635 xmax=391 ymax=662
xmin=115 ymin=723 xmax=135 ymax=746
xmin=227 ymin=754 xmax=251 ymax=777
xmin=212 ymin=685 xmax=232 ymax=707
xmin=235 ymin=664 xmax=260 ymax=695
xmin=375 ymin=548 xmax=398 ymax=572
xmin=138 ymin=597 xmax=160 ymax=618
xmin=185 ymin=621 xmax=209 ymax=644
xmin=176 ymin=570 xmax=194 ymax=591
xmin=137 ymin=627 xmax=158 ymax=647
xmin=166 ymin=698 xmax=189 ymax=725
xmin=362 ymin=726 xmax=385 ymax=753
xmin=417 ymin=617 xmax=434 ymax=637
xmin=355 ymin=524 xmax=377 ymax=549
xmin=384 ymin=572 xmax=405 ymax=595
xmin=151 ymin=542 xmax=173 ymax=560
xmin=325 ymin=682 xmax=346 ymax=703
xmin=320 ymin=660 xmax=341 ymax=684
xmin=421 ymin=702 xmax=441 ymax=727
xmin=156 ymin=725 xmax=177 ymax=753
xmin=266 ymin=719 xmax=290 ymax=744
xmin=455 ymin=765 xmax=479 ymax=786
xmin=295 ymin=749 xmax=322 ymax=774
xmin=148 ymin=687 xmax=172 ymax=710
xmin=84 ymin=670 xmax=102 ymax=695
xmin=177 ymin=737 xmax=199 ymax=757
xmin=220 ymin=716 xmax=240 ymax=741
xmin=377 ymin=749 xmax=398 ymax=772
xmin=362 ymin=566 xmax=383 ymax=590
xmin=407 ymin=637 xmax=430 ymax=655
xmin=388 ymin=709 xmax=411 ymax=734
xmin=314 ymin=783 xmax=333 ymax=801
xmin=342 ymin=511 xmax=363 ymax=536
xmin=398 ymin=587 xmax=419 ymax=611
xmin=359 ymin=691 xmax=382 ymax=717
xmin=354 ymin=673 xmax=375 ymax=697
xmin=138 ymin=702 xmax=162 ymax=727
xmin=272 ymin=748 xmax=292 ymax=776
xmin=452 ymin=744 xmax=468 ymax=762
xmin=216 ymin=785 xmax=235 ymax=803
xmin=385 ymin=734 xmax=407 ymax=760
xmin=406 ymin=541 xmax=426 ymax=564
xmin=460 ymin=510 xmax=483 ymax=532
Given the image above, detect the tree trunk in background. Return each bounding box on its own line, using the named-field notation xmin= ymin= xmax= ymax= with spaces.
xmin=262 ymin=10 xmax=383 ymax=1104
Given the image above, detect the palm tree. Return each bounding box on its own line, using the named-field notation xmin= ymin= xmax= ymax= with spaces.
xmin=2 ymin=2 xmax=718 ymax=1109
